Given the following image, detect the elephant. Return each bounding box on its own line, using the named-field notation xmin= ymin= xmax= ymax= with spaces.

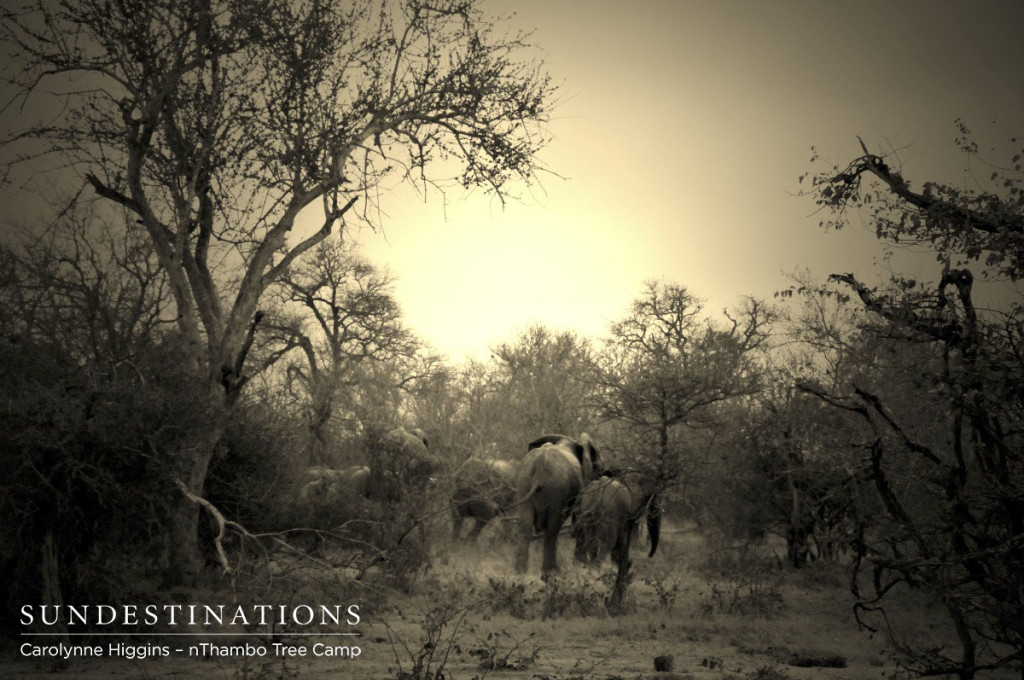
xmin=396 ymin=426 xmax=429 ymax=451
xmin=573 ymin=476 xmax=660 ymax=568
xmin=376 ymin=426 xmax=437 ymax=490
xmin=298 ymin=464 xmax=369 ymax=504
xmin=514 ymin=433 xmax=601 ymax=574
xmin=294 ymin=464 xmax=371 ymax=538
xmin=451 ymin=457 xmax=517 ymax=541
xmin=293 ymin=427 xmax=439 ymax=556
xmin=297 ymin=427 xmax=438 ymax=507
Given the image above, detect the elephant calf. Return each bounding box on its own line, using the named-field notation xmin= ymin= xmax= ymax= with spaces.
xmin=574 ymin=476 xmax=660 ymax=568
xmin=451 ymin=457 xmax=517 ymax=541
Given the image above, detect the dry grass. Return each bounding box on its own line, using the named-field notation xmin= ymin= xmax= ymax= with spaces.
xmin=3 ymin=523 xmax=1010 ymax=679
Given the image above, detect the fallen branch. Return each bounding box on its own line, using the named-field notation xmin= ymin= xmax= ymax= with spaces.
xmin=174 ymin=479 xmax=234 ymax=574
xmin=173 ymin=478 xmax=347 ymax=576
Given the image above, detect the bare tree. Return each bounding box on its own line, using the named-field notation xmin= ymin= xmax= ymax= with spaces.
xmin=491 ymin=325 xmax=597 ymax=438
xmin=1 ymin=0 xmax=556 ymax=579
xmin=596 ymin=281 xmax=774 ymax=486
xmin=589 ymin=281 xmax=774 ymax=614
xmin=799 ymin=130 xmax=1024 ymax=678
xmin=270 ymin=240 xmax=419 ymax=463
xmin=419 ymin=325 xmax=597 ymax=465
xmin=2 ymin=202 xmax=173 ymax=368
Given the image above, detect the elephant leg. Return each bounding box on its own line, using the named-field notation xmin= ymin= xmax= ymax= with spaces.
xmin=451 ymin=504 xmax=465 ymax=541
xmin=541 ymin=506 xmax=563 ymax=574
xmin=602 ymin=524 xmax=618 ymax=561
xmin=610 ymin=528 xmax=626 ymax=568
xmin=573 ymin=522 xmax=587 ymax=563
xmin=574 ymin=517 xmax=596 ymax=564
xmin=587 ymin=533 xmax=600 ymax=563
xmin=469 ymin=500 xmax=498 ymax=542
xmin=467 ymin=517 xmax=487 ymax=542
xmin=515 ymin=507 xmax=533 ymax=573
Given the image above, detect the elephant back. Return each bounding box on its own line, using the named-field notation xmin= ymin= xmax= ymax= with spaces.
xmin=294 ymin=464 xmax=374 ymax=530
xmin=517 ymin=442 xmax=584 ymax=501
xmin=298 ymin=464 xmax=369 ymax=503
xmin=580 ymin=476 xmax=632 ymax=516
xmin=453 ymin=456 xmax=518 ymax=520
xmin=527 ymin=433 xmax=600 ymax=483
xmin=581 ymin=475 xmax=660 ymax=559
xmin=400 ymin=427 xmax=429 ymax=449
xmin=456 ymin=457 xmax=515 ymax=489
xmin=383 ymin=426 xmax=429 ymax=455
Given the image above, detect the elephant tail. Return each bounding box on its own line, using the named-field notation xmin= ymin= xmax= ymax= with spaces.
xmin=501 ymin=481 xmax=541 ymax=515
xmin=630 ymin=491 xmax=661 ymax=558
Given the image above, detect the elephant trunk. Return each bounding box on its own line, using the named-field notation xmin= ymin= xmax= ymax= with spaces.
xmin=645 ymin=494 xmax=661 ymax=558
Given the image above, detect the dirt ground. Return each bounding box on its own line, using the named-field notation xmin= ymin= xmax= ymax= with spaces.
xmin=0 ymin=526 xmax=980 ymax=679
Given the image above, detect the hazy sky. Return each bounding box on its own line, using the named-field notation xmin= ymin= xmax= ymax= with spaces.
xmin=347 ymin=0 xmax=1024 ymax=361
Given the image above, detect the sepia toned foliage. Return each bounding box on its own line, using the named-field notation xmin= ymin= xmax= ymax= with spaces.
xmin=582 ymin=282 xmax=775 ymax=614
xmin=1 ymin=0 xmax=556 ymax=578
xmin=595 ymin=281 xmax=774 ymax=490
xmin=0 ymin=209 xmax=206 ymax=634
xmin=799 ymin=131 xmax=1024 ymax=678
xmin=266 ymin=240 xmax=423 ymax=464
xmin=808 ymin=125 xmax=1024 ymax=282
xmin=434 ymin=325 xmax=599 ymax=462
xmin=490 ymin=325 xmax=598 ymax=439
xmin=5 ymin=5 xmax=1020 ymax=675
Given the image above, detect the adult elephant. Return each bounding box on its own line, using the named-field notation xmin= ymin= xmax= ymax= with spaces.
xmin=298 ymin=464 xmax=368 ymax=504
xmin=514 ymin=433 xmax=601 ymax=574
xmin=298 ymin=427 xmax=437 ymax=505
xmin=391 ymin=426 xmax=429 ymax=451
xmin=573 ymin=476 xmax=660 ymax=568
xmin=376 ymin=426 xmax=437 ymax=492
xmin=451 ymin=457 xmax=517 ymax=541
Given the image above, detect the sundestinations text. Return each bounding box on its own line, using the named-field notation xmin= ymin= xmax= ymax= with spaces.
xmin=20 ymin=604 xmax=360 ymax=627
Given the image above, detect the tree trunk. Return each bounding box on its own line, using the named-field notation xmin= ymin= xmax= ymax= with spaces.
xmin=40 ymin=529 xmax=69 ymax=644
xmin=307 ymin=381 xmax=334 ymax=466
xmin=165 ymin=494 xmax=203 ymax=584
xmin=786 ymin=469 xmax=810 ymax=568
xmin=163 ymin=387 xmax=227 ymax=585
xmin=658 ymin=419 xmax=669 ymax=465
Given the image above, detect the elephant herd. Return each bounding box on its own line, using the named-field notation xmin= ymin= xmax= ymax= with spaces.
xmin=298 ymin=429 xmax=660 ymax=575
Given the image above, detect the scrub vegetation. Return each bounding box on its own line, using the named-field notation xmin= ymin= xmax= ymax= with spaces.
xmin=2 ymin=2 xmax=1022 ymax=679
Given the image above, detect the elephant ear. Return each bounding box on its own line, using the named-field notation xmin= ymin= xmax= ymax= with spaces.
xmin=577 ymin=432 xmax=598 ymax=481
xmin=578 ymin=433 xmax=598 ymax=481
xmin=407 ymin=427 xmax=429 ymax=449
